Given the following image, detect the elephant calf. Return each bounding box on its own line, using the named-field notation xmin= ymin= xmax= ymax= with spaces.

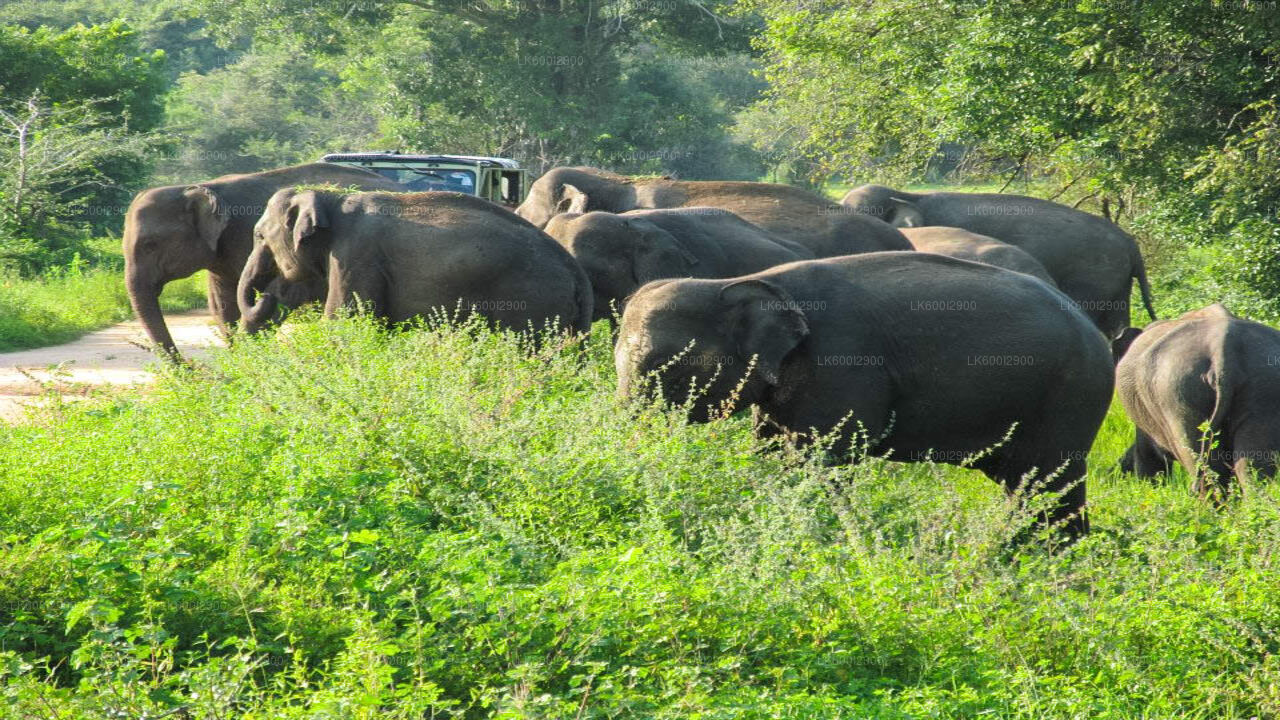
xmin=544 ymin=207 xmax=813 ymax=321
xmin=1115 ymin=304 xmax=1280 ymax=493
xmin=616 ymin=252 xmax=1115 ymax=538
xmin=239 ymin=189 xmax=593 ymax=335
xmin=901 ymin=226 xmax=1056 ymax=286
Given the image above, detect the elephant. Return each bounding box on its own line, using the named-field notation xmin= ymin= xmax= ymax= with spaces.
xmin=123 ymin=162 xmax=404 ymax=357
xmin=516 ymin=166 xmax=912 ymax=258
xmin=900 ymin=226 xmax=1056 ymax=286
xmin=543 ymin=207 xmax=813 ymax=321
xmin=615 ymin=252 xmax=1115 ymax=538
xmin=1114 ymin=304 xmax=1280 ymax=494
xmin=840 ymin=184 xmax=1156 ymax=339
xmin=238 ymin=189 xmax=593 ymax=336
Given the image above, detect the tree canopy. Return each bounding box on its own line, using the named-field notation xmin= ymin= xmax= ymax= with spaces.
xmin=745 ymin=0 xmax=1280 ymax=215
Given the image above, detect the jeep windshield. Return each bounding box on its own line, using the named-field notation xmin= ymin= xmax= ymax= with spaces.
xmin=366 ymin=165 xmax=477 ymax=193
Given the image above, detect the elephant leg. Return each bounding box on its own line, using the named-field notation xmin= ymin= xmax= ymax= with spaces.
xmin=1118 ymin=442 xmax=1136 ymax=474
xmin=207 ymin=271 xmax=241 ymax=335
xmin=988 ymin=451 xmax=1089 ymax=542
xmin=1228 ymin=424 xmax=1280 ymax=487
xmin=988 ymin=392 xmax=1104 ymax=541
xmin=1129 ymin=429 xmax=1175 ymax=479
xmin=1171 ymin=419 xmax=1235 ymax=499
xmin=324 ymin=257 xmax=387 ymax=319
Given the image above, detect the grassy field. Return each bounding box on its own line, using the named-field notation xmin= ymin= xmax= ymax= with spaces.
xmin=1 ymin=313 xmax=1277 ymax=718
xmin=0 ymin=252 xmax=207 ymax=352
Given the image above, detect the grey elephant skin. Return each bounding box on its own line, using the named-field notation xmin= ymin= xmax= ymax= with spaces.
xmin=123 ymin=162 xmax=404 ymax=356
xmin=615 ymin=252 xmax=1114 ymax=538
xmin=841 ymin=184 xmax=1156 ymax=338
xmin=901 ymin=226 xmax=1056 ymax=286
xmin=238 ymin=189 xmax=593 ymax=335
xmin=544 ymin=207 xmax=813 ymax=321
xmin=1115 ymin=304 xmax=1280 ymax=492
xmin=517 ymin=166 xmax=911 ymax=258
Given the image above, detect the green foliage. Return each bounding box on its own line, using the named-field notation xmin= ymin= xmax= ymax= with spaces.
xmin=0 ymin=0 xmax=243 ymax=77
xmin=0 ymin=21 xmax=167 ymax=272
xmin=155 ymin=50 xmax=378 ymax=182
xmin=2 ymin=315 xmax=1280 ymax=716
xmin=0 ymin=241 xmax=205 ymax=351
xmin=744 ymin=0 xmax=1280 ymax=200
xmin=184 ymin=0 xmax=765 ymax=178
xmin=0 ymin=21 xmax=167 ymax=132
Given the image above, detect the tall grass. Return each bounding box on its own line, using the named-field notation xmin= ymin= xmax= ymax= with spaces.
xmin=0 ymin=256 xmax=207 ymax=352
xmin=0 ymin=314 xmax=1277 ymax=717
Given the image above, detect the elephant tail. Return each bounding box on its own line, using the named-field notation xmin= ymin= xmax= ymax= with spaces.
xmin=1130 ymin=240 xmax=1158 ymax=321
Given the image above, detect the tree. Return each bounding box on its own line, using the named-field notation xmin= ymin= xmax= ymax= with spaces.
xmin=155 ymin=49 xmax=381 ymax=182
xmin=0 ymin=0 xmax=246 ymax=77
xmin=0 ymin=21 xmax=166 ymax=270
xmin=0 ymin=94 xmax=155 ymax=271
xmin=189 ymin=0 xmax=762 ymax=175
xmin=743 ymin=0 xmax=1280 ymax=208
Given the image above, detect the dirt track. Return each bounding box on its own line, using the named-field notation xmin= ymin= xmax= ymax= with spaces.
xmin=0 ymin=310 xmax=224 ymax=423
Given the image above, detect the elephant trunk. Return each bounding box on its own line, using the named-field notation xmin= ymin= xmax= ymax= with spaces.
xmin=237 ymin=244 xmax=280 ymax=334
xmin=126 ymin=269 xmax=178 ymax=359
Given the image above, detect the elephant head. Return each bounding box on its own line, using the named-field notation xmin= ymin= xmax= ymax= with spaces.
xmin=122 ymin=184 xmax=229 ymax=356
xmin=840 ymin=184 xmax=924 ymax=227
xmin=1110 ymin=326 xmax=1144 ymax=363
xmin=615 ymin=278 xmax=809 ymax=421
xmin=887 ymin=198 xmax=924 ymax=227
xmin=516 ymin=167 xmax=638 ymax=228
xmin=237 ymin=189 xmax=333 ymax=331
xmin=546 ymin=211 xmax=698 ymax=321
xmin=254 ymin=189 xmax=332 ymax=282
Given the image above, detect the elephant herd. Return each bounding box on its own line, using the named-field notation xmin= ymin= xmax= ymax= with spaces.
xmin=122 ymin=162 xmax=1280 ymax=540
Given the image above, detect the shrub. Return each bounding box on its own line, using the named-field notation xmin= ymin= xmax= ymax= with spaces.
xmin=0 ymin=314 xmax=1278 ymax=717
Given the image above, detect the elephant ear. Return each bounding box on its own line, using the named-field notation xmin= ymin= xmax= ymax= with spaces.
xmin=719 ymin=279 xmax=809 ymax=386
xmin=184 ymin=185 xmax=228 ymax=252
xmin=630 ymin=221 xmax=699 ymax=284
xmin=887 ymin=197 xmax=925 ymax=228
xmin=288 ymin=191 xmax=329 ymax=253
xmin=556 ymin=183 xmax=589 ymax=214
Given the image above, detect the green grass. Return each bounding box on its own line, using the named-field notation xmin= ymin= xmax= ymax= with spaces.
xmin=0 ymin=257 xmax=207 ymax=352
xmin=1 ymin=313 xmax=1277 ymax=718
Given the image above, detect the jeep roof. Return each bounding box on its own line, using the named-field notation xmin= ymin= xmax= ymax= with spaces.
xmin=321 ymin=152 xmax=521 ymax=169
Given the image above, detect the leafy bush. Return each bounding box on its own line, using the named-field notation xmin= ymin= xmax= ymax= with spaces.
xmin=0 ymin=21 xmax=167 ymax=273
xmin=1 ymin=314 xmax=1278 ymax=717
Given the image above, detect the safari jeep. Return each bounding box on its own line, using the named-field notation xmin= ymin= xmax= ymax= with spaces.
xmin=320 ymin=151 xmax=529 ymax=207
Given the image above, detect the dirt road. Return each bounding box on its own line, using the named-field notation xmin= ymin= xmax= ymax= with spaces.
xmin=0 ymin=310 xmax=224 ymax=423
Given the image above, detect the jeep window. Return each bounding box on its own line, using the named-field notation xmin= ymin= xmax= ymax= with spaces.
xmin=405 ymin=169 xmax=475 ymax=193
xmin=500 ymin=172 xmax=522 ymax=205
xmin=369 ymin=167 xmax=476 ymax=193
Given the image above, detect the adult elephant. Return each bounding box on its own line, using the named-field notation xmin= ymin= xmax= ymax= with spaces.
xmin=517 ymin=167 xmax=911 ymax=258
xmin=901 ymin=226 xmax=1056 ymax=286
xmin=1115 ymin=304 xmax=1280 ymax=494
xmin=544 ymin=207 xmax=812 ymax=321
xmin=841 ymin=184 xmax=1156 ymax=338
xmin=122 ymin=163 xmax=404 ymax=357
xmin=615 ymin=252 xmax=1114 ymax=538
xmin=238 ymin=189 xmax=592 ymax=335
